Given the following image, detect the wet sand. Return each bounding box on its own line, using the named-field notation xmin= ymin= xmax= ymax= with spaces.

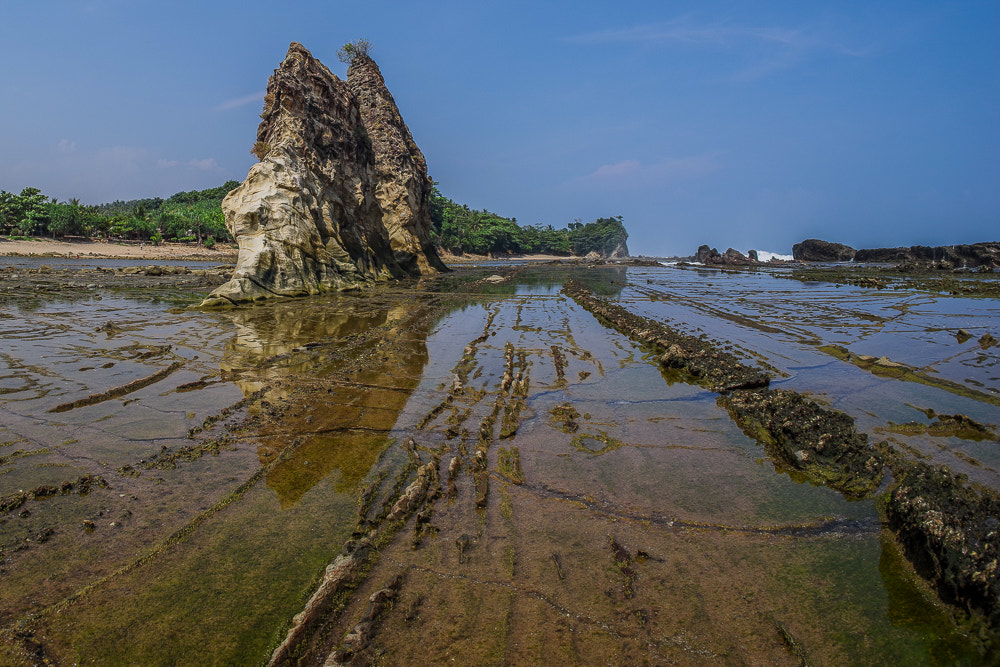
xmin=0 ymin=263 xmax=997 ymax=665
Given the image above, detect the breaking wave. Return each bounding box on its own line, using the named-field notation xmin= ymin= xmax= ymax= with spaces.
xmin=755 ymin=250 xmax=793 ymax=262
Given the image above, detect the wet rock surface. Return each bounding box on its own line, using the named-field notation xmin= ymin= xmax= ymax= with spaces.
xmin=884 ymin=457 xmax=1000 ymax=635
xmin=1 ymin=262 xmax=999 ymax=664
xmin=720 ymin=388 xmax=885 ymax=499
xmin=562 ymin=278 xmax=770 ymax=392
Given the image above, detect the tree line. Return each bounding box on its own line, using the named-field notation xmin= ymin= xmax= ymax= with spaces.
xmin=430 ymin=187 xmax=628 ymax=257
xmin=0 ymin=181 xmax=239 ymax=246
xmin=0 ymin=180 xmax=629 ymax=256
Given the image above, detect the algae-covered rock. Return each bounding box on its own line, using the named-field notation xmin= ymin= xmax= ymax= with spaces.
xmin=884 ymin=459 xmax=1000 ymax=631
xmin=720 ymin=388 xmax=885 ymax=499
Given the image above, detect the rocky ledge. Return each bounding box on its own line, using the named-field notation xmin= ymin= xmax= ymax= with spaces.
xmin=792 ymin=239 xmax=1000 ymax=269
xmin=201 ymin=42 xmax=445 ymax=308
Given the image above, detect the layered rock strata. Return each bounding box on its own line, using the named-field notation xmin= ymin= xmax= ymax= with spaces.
xmin=201 ymin=42 xmax=444 ymax=307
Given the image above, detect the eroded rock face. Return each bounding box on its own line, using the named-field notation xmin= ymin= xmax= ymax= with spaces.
xmin=202 ymin=43 xmax=444 ymax=307
xmin=348 ymin=55 xmax=447 ymax=275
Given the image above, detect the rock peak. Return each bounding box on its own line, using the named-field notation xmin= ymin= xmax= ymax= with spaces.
xmin=348 ymin=54 xmax=447 ymax=273
xmin=201 ymin=43 xmax=445 ymax=307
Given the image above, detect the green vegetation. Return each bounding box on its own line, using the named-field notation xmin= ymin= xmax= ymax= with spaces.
xmin=0 ymin=181 xmax=238 ymax=244
xmin=430 ymin=187 xmax=627 ymax=257
xmin=337 ymin=38 xmax=373 ymax=65
xmin=0 ymin=180 xmax=629 ymax=256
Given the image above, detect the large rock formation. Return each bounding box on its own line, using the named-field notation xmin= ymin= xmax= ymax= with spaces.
xmin=854 ymin=242 xmax=1000 ymax=268
xmin=792 ymin=239 xmax=856 ymax=262
xmin=201 ymin=42 xmax=445 ymax=307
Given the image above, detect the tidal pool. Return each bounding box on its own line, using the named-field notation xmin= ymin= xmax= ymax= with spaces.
xmin=0 ymin=264 xmax=996 ymax=665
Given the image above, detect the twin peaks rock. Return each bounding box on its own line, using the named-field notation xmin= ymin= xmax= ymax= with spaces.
xmin=201 ymin=42 xmax=446 ymax=307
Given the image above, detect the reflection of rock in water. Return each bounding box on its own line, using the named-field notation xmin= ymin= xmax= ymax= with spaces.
xmin=219 ymin=297 xmax=433 ymax=508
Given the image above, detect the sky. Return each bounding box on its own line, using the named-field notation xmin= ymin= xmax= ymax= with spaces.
xmin=1 ymin=0 xmax=997 ymax=256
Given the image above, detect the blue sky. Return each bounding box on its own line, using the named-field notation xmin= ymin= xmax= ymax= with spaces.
xmin=1 ymin=0 xmax=997 ymax=256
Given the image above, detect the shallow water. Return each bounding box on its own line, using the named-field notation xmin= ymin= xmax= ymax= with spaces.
xmin=0 ymin=265 xmax=996 ymax=665
xmin=0 ymin=256 xmax=229 ymax=270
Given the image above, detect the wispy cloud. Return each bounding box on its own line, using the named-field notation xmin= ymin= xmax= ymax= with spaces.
xmin=56 ymin=139 xmax=78 ymax=154
xmin=214 ymin=91 xmax=265 ymax=112
xmin=158 ymin=157 xmax=225 ymax=173
xmin=579 ymin=152 xmax=725 ymax=189
xmin=567 ymin=18 xmax=870 ymax=80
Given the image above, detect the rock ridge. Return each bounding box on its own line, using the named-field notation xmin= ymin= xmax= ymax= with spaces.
xmin=792 ymin=238 xmax=1000 ymax=268
xmin=201 ymin=42 xmax=445 ymax=307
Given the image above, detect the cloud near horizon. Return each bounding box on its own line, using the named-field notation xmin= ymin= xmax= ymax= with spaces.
xmin=578 ymin=152 xmax=725 ymax=189
xmin=157 ymin=157 xmax=224 ymax=173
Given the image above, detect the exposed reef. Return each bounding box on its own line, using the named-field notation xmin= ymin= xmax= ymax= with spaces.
xmin=201 ymin=42 xmax=444 ymax=307
xmin=562 ymin=279 xmax=770 ymax=392
xmin=720 ymin=388 xmax=885 ymax=499
xmin=883 ymin=457 xmax=1000 ymax=636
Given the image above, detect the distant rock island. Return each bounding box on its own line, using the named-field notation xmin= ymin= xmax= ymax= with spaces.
xmin=792 ymin=238 xmax=1000 ymax=268
xmin=201 ymin=42 xmax=445 ymax=307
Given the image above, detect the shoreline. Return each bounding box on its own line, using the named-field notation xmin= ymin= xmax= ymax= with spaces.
xmin=0 ymin=236 xmax=238 ymax=262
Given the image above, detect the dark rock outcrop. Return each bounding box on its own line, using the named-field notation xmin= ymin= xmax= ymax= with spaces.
xmin=854 ymin=242 xmax=1000 ymax=268
xmin=696 ymin=245 xmax=759 ymax=266
xmin=792 ymin=239 xmax=856 ymax=262
xmin=347 ymin=55 xmax=447 ymax=275
xmin=884 ymin=458 xmax=1000 ymax=630
xmin=201 ymin=42 xmax=444 ymax=307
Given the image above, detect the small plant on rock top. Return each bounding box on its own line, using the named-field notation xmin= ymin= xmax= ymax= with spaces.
xmin=337 ymin=38 xmax=372 ymax=64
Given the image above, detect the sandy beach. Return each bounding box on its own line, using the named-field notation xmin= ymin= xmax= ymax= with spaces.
xmin=0 ymin=236 xmax=238 ymax=261
xmin=0 ymin=237 xmax=585 ymax=265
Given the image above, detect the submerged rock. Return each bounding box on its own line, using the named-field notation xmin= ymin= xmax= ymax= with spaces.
xmin=201 ymin=42 xmax=445 ymax=307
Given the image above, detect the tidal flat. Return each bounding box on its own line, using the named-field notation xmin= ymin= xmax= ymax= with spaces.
xmin=1 ymin=261 xmax=998 ymax=665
